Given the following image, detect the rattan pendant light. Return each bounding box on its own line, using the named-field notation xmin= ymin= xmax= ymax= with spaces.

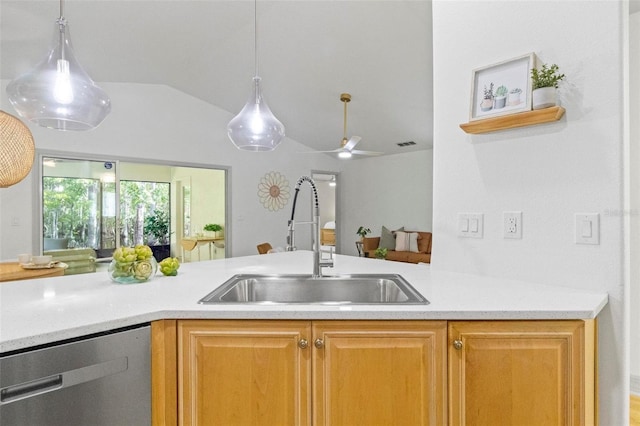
xmin=0 ymin=111 xmax=35 ymax=188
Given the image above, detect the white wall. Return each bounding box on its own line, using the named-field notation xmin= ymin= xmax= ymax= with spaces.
xmin=630 ymin=10 xmax=640 ymax=393
xmin=0 ymin=81 xmax=435 ymax=260
xmin=432 ymin=1 xmax=627 ymax=423
xmin=340 ymin=149 xmax=433 ymax=256
xmin=0 ymin=82 xmax=345 ymax=258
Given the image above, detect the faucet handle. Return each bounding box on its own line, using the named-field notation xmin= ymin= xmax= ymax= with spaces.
xmin=319 ymin=251 xmax=334 ymax=268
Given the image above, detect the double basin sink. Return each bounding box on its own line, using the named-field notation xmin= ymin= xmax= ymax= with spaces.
xmin=199 ymin=274 xmax=429 ymax=305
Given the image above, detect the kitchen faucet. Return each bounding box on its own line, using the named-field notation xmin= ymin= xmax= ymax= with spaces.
xmin=286 ymin=176 xmax=333 ymax=277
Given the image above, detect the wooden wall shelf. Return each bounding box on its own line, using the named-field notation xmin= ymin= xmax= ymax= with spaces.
xmin=459 ymin=106 xmax=565 ymax=134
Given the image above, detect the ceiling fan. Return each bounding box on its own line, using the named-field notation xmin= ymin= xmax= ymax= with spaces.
xmin=314 ymin=93 xmax=383 ymax=159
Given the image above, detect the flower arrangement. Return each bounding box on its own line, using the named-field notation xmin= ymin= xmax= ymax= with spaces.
xmin=109 ymin=244 xmax=157 ymax=284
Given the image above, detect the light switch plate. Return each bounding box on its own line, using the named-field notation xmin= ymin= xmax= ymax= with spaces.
xmin=575 ymin=213 xmax=599 ymax=245
xmin=458 ymin=213 xmax=483 ymax=238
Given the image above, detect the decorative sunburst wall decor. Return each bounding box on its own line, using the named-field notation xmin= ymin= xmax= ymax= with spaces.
xmin=258 ymin=171 xmax=291 ymax=211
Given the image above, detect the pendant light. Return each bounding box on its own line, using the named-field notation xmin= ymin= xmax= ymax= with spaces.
xmin=0 ymin=111 xmax=35 ymax=188
xmin=6 ymin=0 xmax=111 ymax=131
xmin=227 ymin=0 xmax=285 ymax=151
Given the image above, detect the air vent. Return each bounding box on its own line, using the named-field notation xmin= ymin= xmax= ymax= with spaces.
xmin=396 ymin=141 xmax=416 ymax=147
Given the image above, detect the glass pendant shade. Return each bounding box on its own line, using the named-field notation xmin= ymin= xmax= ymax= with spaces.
xmin=227 ymin=77 xmax=285 ymax=151
xmin=6 ymin=19 xmax=111 ymax=131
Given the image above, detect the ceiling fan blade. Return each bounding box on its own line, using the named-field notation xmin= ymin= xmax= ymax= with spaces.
xmin=300 ymin=148 xmax=343 ymax=154
xmin=351 ymin=149 xmax=384 ymax=156
xmin=343 ymin=135 xmax=361 ymax=151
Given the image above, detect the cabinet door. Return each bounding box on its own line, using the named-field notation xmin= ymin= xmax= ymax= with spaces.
xmin=313 ymin=320 xmax=447 ymax=426
xmin=449 ymin=320 xmax=595 ymax=426
xmin=178 ymin=320 xmax=311 ymax=426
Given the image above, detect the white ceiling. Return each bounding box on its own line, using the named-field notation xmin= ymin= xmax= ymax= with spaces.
xmin=1 ymin=0 xmax=433 ymax=158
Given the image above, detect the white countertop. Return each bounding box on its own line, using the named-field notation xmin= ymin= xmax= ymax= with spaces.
xmin=0 ymin=251 xmax=608 ymax=353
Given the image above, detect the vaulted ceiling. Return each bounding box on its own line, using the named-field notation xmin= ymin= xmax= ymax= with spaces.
xmin=1 ymin=1 xmax=433 ymax=157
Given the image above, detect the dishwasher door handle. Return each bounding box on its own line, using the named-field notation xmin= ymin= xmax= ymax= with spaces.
xmin=0 ymin=356 xmax=128 ymax=405
xmin=0 ymin=374 xmax=62 ymax=403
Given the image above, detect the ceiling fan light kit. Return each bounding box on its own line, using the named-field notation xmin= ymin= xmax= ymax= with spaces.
xmin=309 ymin=93 xmax=383 ymax=159
xmin=6 ymin=0 xmax=111 ymax=131
xmin=227 ymin=0 xmax=285 ymax=151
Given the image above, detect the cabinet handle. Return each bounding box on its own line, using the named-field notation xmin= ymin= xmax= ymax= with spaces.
xmin=453 ymin=339 xmax=463 ymax=350
xmin=314 ymin=338 xmax=324 ymax=349
xmin=298 ymin=339 xmax=309 ymax=349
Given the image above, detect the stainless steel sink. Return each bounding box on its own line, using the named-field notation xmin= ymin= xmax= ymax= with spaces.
xmin=198 ymin=274 xmax=429 ymax=305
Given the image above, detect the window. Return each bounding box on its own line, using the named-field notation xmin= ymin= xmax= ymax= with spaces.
xmin=40 ymin=155 xmax=228 ymax=262
xmin=42 ymin=158 xmax=117 ymax=256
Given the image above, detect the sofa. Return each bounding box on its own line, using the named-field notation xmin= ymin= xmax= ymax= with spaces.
xmin=362 ymin=231 xmax=432 ymax=264
xmin=43 ymin=248 xmax=97 ymax=275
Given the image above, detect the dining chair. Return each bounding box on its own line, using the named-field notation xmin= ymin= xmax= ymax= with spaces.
xmin=256 ymin=242 xmax=273 ymax=254
xmin=181 ymin=239 xmax=199 ymax=262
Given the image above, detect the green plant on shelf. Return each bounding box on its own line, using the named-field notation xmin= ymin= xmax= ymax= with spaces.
xmin=356 ymin=226 xmax=371 ymax=238
xmin=531 ymin=63 xmax=565 ymax=89
xmin=203 ymin=224 xmax=223 ymax=232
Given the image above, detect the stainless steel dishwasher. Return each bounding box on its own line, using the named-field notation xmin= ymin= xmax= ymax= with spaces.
xmin=0 ymin=324 xmax=151 ymax=426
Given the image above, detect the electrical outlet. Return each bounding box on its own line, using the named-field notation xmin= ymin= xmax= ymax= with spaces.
xmin=504 ymin=211 xmax=522 ymax=239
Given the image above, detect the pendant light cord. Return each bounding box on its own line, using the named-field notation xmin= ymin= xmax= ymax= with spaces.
xmin=254 ymin=0 xmax=258 ymax=78
xmin=57 ymin=0 xmax=66 ymax=60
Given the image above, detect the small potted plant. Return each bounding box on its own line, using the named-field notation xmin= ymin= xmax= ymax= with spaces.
xmin=356 ymin=226 xmax=371 ymax=241
xmin=203 ymin=223 xmax=223 ymax=237
xmin=531 ymin=63 xmax=565 ymax=110
xmin=480 ymin=83 xmax=494 ymax=112
xmin=493 ymin=85 xmax=508 ymax=109
xmin=507 ymin=87 xmax=522 ymax=105
xmin=374 ymin=247 xmax=388 ymax=260
xmin=143 ymin=210 xmax=171 ymax=261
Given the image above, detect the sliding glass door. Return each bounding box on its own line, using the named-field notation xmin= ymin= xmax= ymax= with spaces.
xmin=39 ymin=155 xmax=228 ymax=262
xmin=42 ymin=157 xmax=118 ymax=258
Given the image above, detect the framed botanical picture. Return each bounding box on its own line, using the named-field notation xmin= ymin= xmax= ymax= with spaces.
xmin=469 ymin=53 xmax=536 ymax=121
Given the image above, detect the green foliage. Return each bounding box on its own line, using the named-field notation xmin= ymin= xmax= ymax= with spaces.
xmin=531 ymin=63 xmax=565 ymax=90
xmin=120 ymin=180 xmax=170 ymax=246
xmin=374 ymin=247 xmax=388 ymax=259
xmin=204 ymin=223 xmax=222 ymax=232
xmin=495 ymin=85 xmax=508 ymax=97
xmin=356 ymin=226 xmax=371 ymax=238
xmin=42 ymin=177 xmax=98 ymax=244
xmin=144 ymin=209 xmax=170 ymax=244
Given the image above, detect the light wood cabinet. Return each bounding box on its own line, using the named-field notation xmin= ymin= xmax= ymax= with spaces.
xmin=313 ymin=320 xmax=447 ymax=425
xmin=158 ymin=320 xmax=446 ymax=426
xmin=152 ymin=318 xmax=596 ymax=426
xmin=448 ymin=320 xmax=596 ymax=426
xmin=178 ymin=320 xmax=311 ymax=426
